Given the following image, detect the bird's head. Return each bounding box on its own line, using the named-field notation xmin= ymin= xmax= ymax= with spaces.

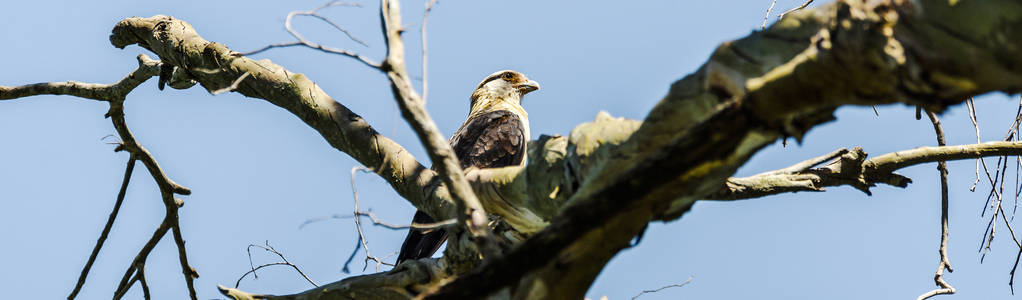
xmin=470 ymin=70 xmax=540 ymax=109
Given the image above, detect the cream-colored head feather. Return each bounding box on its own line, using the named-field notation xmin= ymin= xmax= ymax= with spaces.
xmin=469 ymin=70 xmax=539 ymax=117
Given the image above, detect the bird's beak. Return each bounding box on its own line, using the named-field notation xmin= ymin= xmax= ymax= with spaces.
xmin=517 ymin=80 xmax=540 ymax=94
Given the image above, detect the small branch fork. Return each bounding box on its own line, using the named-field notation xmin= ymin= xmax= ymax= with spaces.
xmin=236 ymin=241 xmax=318 ymax=289
xmin=110 ymin=77 xmax=198 ymax=300
xmin=778 ymin=0 xmax=814 ymax=20
xmin=0 ymin=55 xmax=199 ymax=299
xmin=303 ymin=166 xmax=452 ymax=274
xmin=347 ymin=167 xmax=396 ymax=273
xmin=243 ymin=1 xmax=379 ymax=69
xmin=760 ymin=0 xmax=814 ymax=29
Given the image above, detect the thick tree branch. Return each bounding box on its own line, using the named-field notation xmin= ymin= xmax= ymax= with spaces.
xmin=427 ymin=0 xmax=1022 ymax=299
xmin=106 ymin=14 xmax=465 ymax=224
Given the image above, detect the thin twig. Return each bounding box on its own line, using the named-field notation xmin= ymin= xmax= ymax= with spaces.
xmin=237 ymin=242 xmax=318 ymax=288
xmin=998 ymin=204 xmax=1022 ymax=249
xmin=1012 ymin=250 xmax=1022 ymax=294
xmin=171 ymin=224 xmax=198 ymax=300
xmin=301 ymin=210 xmax=457 ymax=231
xmin=69 ymin=156 xmax=136 ymax=299
xmin=342 ymin=237 xmax=362 ymax=274
xmin=778 ymin=0 xmax=814 ymax=20
xmin=967 ymin=98 xmax=982 ymax=191
xmin=761 ymin=0 xmax=778 ymax=29
xmin=1011 ymin=96 xmax=1022 ymax=219
xmin=301 ymin=211 xmax=410 ymax=230
xmin=348 ymin=167 xmax=395 ymax=272
xmin=755 ymin=147 xmax=848 ymax=176
xmin=631 ymin=275 xmax=693 ymax=300
xmin=421 ymin=0 xmax=438 ymax=103
xmin=211 ymin=72 xmax=251 ymax=95
xmin=1006 ymin=96 xmax=1022 ymax=292
xmin=113 ymin=222 xmax=169 ymax=300
xmin=916 ymin=110 xmax=955 ymax=300
xmin=299 ymin=1 xmax=370 ymax=47
xmin=243 ymin=1 xmax=380 ymax=69
xmin=978 ymin=101 xmax=1022 ymax=261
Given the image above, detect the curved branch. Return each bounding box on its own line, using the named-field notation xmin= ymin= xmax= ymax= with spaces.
xmin=0 ymin=54 xmax=161 ymax=101
xmin=107 ymin=14 xmax=461 ymax=223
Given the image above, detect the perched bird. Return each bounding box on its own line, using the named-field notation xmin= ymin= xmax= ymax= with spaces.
xmin=396 ymin=70 xmax=540 ymax=264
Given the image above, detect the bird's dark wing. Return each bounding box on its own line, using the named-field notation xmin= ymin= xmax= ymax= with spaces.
xmin=395 ymin=210 xmax=448 ymax=263
xmin=449 ymin=110 xmax=527 ymax=169
xmin=395 ymin=110 xmax=526 ymax=264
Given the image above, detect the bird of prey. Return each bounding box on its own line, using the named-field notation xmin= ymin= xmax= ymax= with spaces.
xmin=396 ymin=70 xmax=540 ymax=264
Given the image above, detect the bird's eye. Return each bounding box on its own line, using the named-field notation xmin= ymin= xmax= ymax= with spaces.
xmin=502 ymin=72 xmax=514 ymax=80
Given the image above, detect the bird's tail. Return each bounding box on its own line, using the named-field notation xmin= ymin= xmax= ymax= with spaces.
xmin=396 ymin=210 xmax=449 ymax=264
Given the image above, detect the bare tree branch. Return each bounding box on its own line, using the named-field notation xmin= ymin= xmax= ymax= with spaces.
xmin=761 ymin=0 xmax=778 ymax=29
xmin=349 ymin=167 xmax=396 ymax=272
xmin=2 ymin=53 xmax=198 ymax=299
xmin=779 ymin=0 xmax=814 ymax=20
xmin=420 ymin=0 xmax=437 ymax=103
xmin=966 ymin=98 xmax=983 ymax=191
xmin=137 ymin=265 xmax=151 ymax=300
xmin=631 ymin=275 xmax=693 ymax=300
xmin=0 ymin=54 xmax=161 ymax=101
xmin=710 ymin=142 xmax=1022 ymax=200
xmin=243 ymin=1 xmax=378 ymax=68
xmin=211 ymin=72 xmax=251 ymax=95
xmin=916 ymin=111 xmax=955 ymax=300
xmin=68 ymin=156 xmax=136 ymax=299
xmin=237 ymin=242 xmax=318 ymax=289
xmin=302 ymin=212 xmax=410 ymax=230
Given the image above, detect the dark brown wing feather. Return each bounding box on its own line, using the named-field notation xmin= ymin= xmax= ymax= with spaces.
xmin=396 ymin=110 xmax=526 ymax=264
xmin=449 ymin=110 xmax=526 ymax=169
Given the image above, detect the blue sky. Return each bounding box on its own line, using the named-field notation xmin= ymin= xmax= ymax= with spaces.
xmin=1 ymin=1 xmax=1019 ymax=299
